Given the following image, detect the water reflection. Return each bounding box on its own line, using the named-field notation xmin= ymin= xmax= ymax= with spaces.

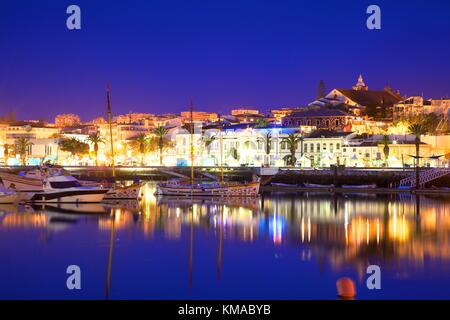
xmin=1 ymin=183 xmax=450 ymax=298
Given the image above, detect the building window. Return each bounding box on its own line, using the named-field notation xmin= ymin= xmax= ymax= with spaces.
xmin=317 ymin=143 xmax=320 ymax=152
xmin=310 ymin=143 xmax=314 ymax=152
xmin=335 ymin=119 xmax=340 ymax=127
xmin=336 ymin=143 xmax=341 ymax=150
xmin=304 ymin=144 xmax=308 ymax=153
xmin=325 ymin=120 xmax=330 ymax=127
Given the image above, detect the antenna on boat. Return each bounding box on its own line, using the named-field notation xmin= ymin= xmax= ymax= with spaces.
xmin=106 ymin=83 xmax=116 ymax=178
xmin=189 ymin=98 xmax=195 ymax=186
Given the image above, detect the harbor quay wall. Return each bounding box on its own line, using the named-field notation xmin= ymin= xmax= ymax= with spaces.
xmin=1 ymin=166 xmax=449 ymax=187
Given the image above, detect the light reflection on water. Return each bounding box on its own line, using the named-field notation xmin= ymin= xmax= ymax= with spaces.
xmin=1 ymin=182 xmax=450 ymax=299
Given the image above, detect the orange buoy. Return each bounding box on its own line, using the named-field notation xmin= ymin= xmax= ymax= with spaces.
xmin=336 ymin=277 xmax=356 ymax=299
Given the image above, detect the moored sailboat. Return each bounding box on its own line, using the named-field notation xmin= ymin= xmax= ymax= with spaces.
xmin=156 ymin=100 xmax=260 ymax=197
xmin=155 ymin=181 xmax=260 ymax=197
xmin=101 ymin=84 xmax=143 ymax=201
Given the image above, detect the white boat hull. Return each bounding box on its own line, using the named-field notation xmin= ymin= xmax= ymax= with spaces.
xmin=0 ymin=172 xmax=44 ymax=192
xmin=29 ymin=188 xmax=108 ymax=203
xmin=155 ymin=182 xmax=260 ymax=197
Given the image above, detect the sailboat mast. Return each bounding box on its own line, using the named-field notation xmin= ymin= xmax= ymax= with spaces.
xmin=218 ymin=114 xmax=224 ymax=184
xmin=106 ymin=83 xmax=116 ymax=177
xmin=189 ymin=99 xmax=194 ymax=185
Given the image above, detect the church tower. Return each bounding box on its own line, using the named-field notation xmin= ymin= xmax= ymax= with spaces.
xmin=352 ymin=74 xmax=368 ymax=91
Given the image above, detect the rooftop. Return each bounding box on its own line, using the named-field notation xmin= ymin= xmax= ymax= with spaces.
xmin=306 ymin=130 xmax=350 ymax=138
xmin=334 ymin=89 xmax=402 ymax=107
xmin=289 ymin=108 xmax=350 ymax=118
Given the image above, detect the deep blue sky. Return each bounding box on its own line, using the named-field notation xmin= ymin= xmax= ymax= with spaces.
xmin=1 ymin=0 xmax=450 ymax=121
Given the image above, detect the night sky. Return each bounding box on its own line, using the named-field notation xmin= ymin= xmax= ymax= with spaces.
xmin=1 ymin=0 xmax=450 ymax=121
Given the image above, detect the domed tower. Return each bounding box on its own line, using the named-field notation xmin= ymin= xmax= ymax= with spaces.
xmin=352 ymin=74 xmax=368 ymax=91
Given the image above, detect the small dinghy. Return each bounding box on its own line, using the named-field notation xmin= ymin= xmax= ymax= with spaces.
xmin=104 ymin=183 xmax=143 ymax=200
xmin=270 ymin=182 xmax=300 ymax=188
xmin=303 ymin=183 xmax=334 ymax=188
xmin=0 ymin=190 xmax=18 ymax=204
xmin=341 ymin=184 xmax=377 ymax=189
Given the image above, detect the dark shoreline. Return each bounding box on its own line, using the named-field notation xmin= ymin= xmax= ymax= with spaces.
xmin=2 ymin=165 xmax=449 ymax=190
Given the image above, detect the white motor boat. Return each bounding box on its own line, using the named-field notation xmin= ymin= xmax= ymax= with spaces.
xmin=29 ymin=175 xmax=108 ymax=203
xmin=0 ymin=167 xmax=108 ymax=203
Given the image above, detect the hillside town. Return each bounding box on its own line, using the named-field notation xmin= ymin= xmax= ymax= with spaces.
xmin=1 ymin=75 xmax=450 ymax=169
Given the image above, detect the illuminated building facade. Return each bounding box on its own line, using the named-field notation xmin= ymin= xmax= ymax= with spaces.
xmin=54 ymin=113 xmax=81 ymax=128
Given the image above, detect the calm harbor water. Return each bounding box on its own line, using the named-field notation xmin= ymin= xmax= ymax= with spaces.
xmin=1 ymin=182 xmax=450 ymax=299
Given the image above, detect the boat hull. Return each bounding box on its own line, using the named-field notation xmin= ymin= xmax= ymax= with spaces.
xmin=30 ymin=189 xmax=109 ymax=203
xmin=155 ymin=182 xmax=260 ymax=197
xmin=0 ymin=172 xmax=44 ymax=192
xmin=104 ymin=183 xmax=142 ymax=200
xmin=0 ymin=193 xmax=19 ymax=204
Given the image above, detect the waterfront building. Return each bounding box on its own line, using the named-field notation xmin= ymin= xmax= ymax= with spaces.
xmin=309 ymin=75 xmax=403 ymax=120
xmin=171 ymin=123 xmax=298 ymax=167
xmin=232 ymin=112 xmax=267 ymax=124
xmin=180 ymin=111 xmax=218 ymax=123
xmin=115 ymin=113 xmax=155 ymax=124
xmin=301 ymin=130 xmax=349 ymax=167
xmin=90 ymin=116 xmax=107 ymax=125
xmin=393 ymin=96 xmax=450 ymax=120
xmin=144 ymin=114 xmax=182 ymax=128
xmin=270 ymin=107 xmax=305 ymax=123
xmin=0 ymin=123 xmax=60 ymax=165
xmin=231 ymin=108 xmax=261 ymax=116
xmin=348 ymin=118 xmax=389 ymax=135
xmin=282 ymin=108 xmax=352 ymax=131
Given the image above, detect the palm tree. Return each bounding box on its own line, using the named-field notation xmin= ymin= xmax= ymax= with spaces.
xmin=255 ymin=118 xmax=269 ymax=128
xmin=257 ymin=131 xmax=272 ymax=166
xmin=408 ymin=123 xmax=427 ymax=189
xmin=86 ymin=131 xmax=105 ymax=166
xmin=153 ymin=126 xmax=169 ymax=165
xmin=281 ymin=133 xmax=302 ymax=166
xmin=3 ymin=143 xmax=12 ymax=161
xmin=298 ymin=133 xmax=305 ymax=157
xmin=255 ymin=119 xmax=273 ymax=166
xmin=132 ymin=133 xmax=149 ymax=166
xmin=59 ymin=138 xmax=90 ymax=159
xmin=14 ymin=137 xmax=33 ymax=165
xmin=230 ymin=147 xmax=239 ymax=161
xmin=381 ymin=135 xmax=390 ymax=167
xmin=202 ymin=135 xmax=216 ymax=155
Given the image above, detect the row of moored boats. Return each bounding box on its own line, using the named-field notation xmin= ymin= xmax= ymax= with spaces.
xmin=0 ymin=166 xmax=142 ymax=204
